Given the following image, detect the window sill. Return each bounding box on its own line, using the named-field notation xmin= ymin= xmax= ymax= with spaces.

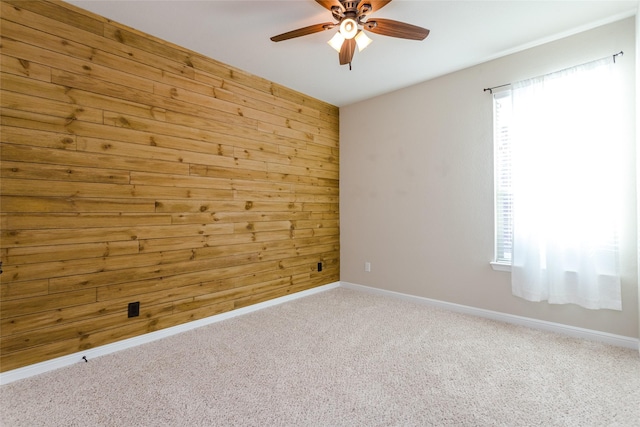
xmin=490 ymin=262 xmax=511 ymax=272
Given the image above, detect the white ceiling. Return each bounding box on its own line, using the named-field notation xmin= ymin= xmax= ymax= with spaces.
xmin=68 ymin=0 xmax=637 ymax=107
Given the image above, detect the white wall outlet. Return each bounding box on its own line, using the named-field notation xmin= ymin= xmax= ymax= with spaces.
xmin=364 ymin=262 xmax=371 ymax=272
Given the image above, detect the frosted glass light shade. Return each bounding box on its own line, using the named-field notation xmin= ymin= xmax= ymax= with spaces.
xmin=355 ymin=31 xmax=372 ymax=51
xmin=328 ymin=32 xmax=345 ymax=52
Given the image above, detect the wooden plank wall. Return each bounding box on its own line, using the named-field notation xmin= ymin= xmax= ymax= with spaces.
xmin=0 ymin=0 xmax=339 ymax=372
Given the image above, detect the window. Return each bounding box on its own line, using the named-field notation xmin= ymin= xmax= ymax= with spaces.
xmin=491 ymin=56 xmax=624 ymax=310
xmin=493 ymin=91 xmax=513 ymax=265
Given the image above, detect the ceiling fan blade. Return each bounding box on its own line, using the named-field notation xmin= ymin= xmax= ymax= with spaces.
xmin=339 ymin=38 xmax=356 ymax=65
xmin=364 ymin=18 xmax=430 ymax=40
xmin=315 ymin=0 xmax=341 ymax=11
xmin=364 ymin=1 xmax=392 ymax=13
xmin=270 ymin=23 xmax=335 ymax=42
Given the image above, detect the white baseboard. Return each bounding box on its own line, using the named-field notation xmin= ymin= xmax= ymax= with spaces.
xmin=0 ymin=282 xmax=340 ymax=386
xmin=340 ymin=281 xmax=639 ymax=351
xmin=3 ymin=280 xmax=635 ymax=385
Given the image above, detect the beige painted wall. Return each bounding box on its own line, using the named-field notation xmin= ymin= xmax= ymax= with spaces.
xmin=340 ymin=17 xmax=638 ymax=338
xmin=636 ymin=5 xmax=640 ymax=343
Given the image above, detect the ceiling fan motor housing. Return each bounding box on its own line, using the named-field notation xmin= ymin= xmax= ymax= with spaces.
xmin=333 ymin=1 xmax=372 ymax=22
xmin=342 ymin=1 xmax=361 ymax=11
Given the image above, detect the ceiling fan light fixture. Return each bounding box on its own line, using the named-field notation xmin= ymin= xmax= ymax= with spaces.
xmin=328 ymin=32 xmax=345 ymax=52
xmin=339 ymin=18 xmax=358 ymax=39
xmin=270 ymin=1 xmax=431 ymax=68
xmin=354 ymin=30 xmax=372 ymax=52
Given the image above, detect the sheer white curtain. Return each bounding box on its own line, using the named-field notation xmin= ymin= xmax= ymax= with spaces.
xmin=510 ymin=56 xmax=624 ymax=310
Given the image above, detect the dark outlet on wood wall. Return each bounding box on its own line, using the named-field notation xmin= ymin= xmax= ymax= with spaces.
xmin=128 ymin=302 xmax=140 ymax=318
xmin=317 ymin=262 xmax=322 ymax=272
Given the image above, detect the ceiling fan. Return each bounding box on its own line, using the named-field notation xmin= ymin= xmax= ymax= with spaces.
xmin=270 ymin=0 xmax=430 ymax=69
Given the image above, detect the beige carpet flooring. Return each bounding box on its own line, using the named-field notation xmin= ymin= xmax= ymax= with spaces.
xmin=1 ymin=287 xmax=639 ymax=426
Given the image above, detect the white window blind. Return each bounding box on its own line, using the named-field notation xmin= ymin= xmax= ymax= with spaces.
xmin=493 ymin=91 xmax=513 ymax=264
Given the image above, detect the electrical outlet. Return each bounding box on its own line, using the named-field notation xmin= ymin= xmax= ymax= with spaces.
xmin=365 ymin=262 xmax=371 ymax=272
xmin=317 ymin=262 xmax=323 ymax=272
xmin=128 ymin=302 xmax=140 ymax=318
